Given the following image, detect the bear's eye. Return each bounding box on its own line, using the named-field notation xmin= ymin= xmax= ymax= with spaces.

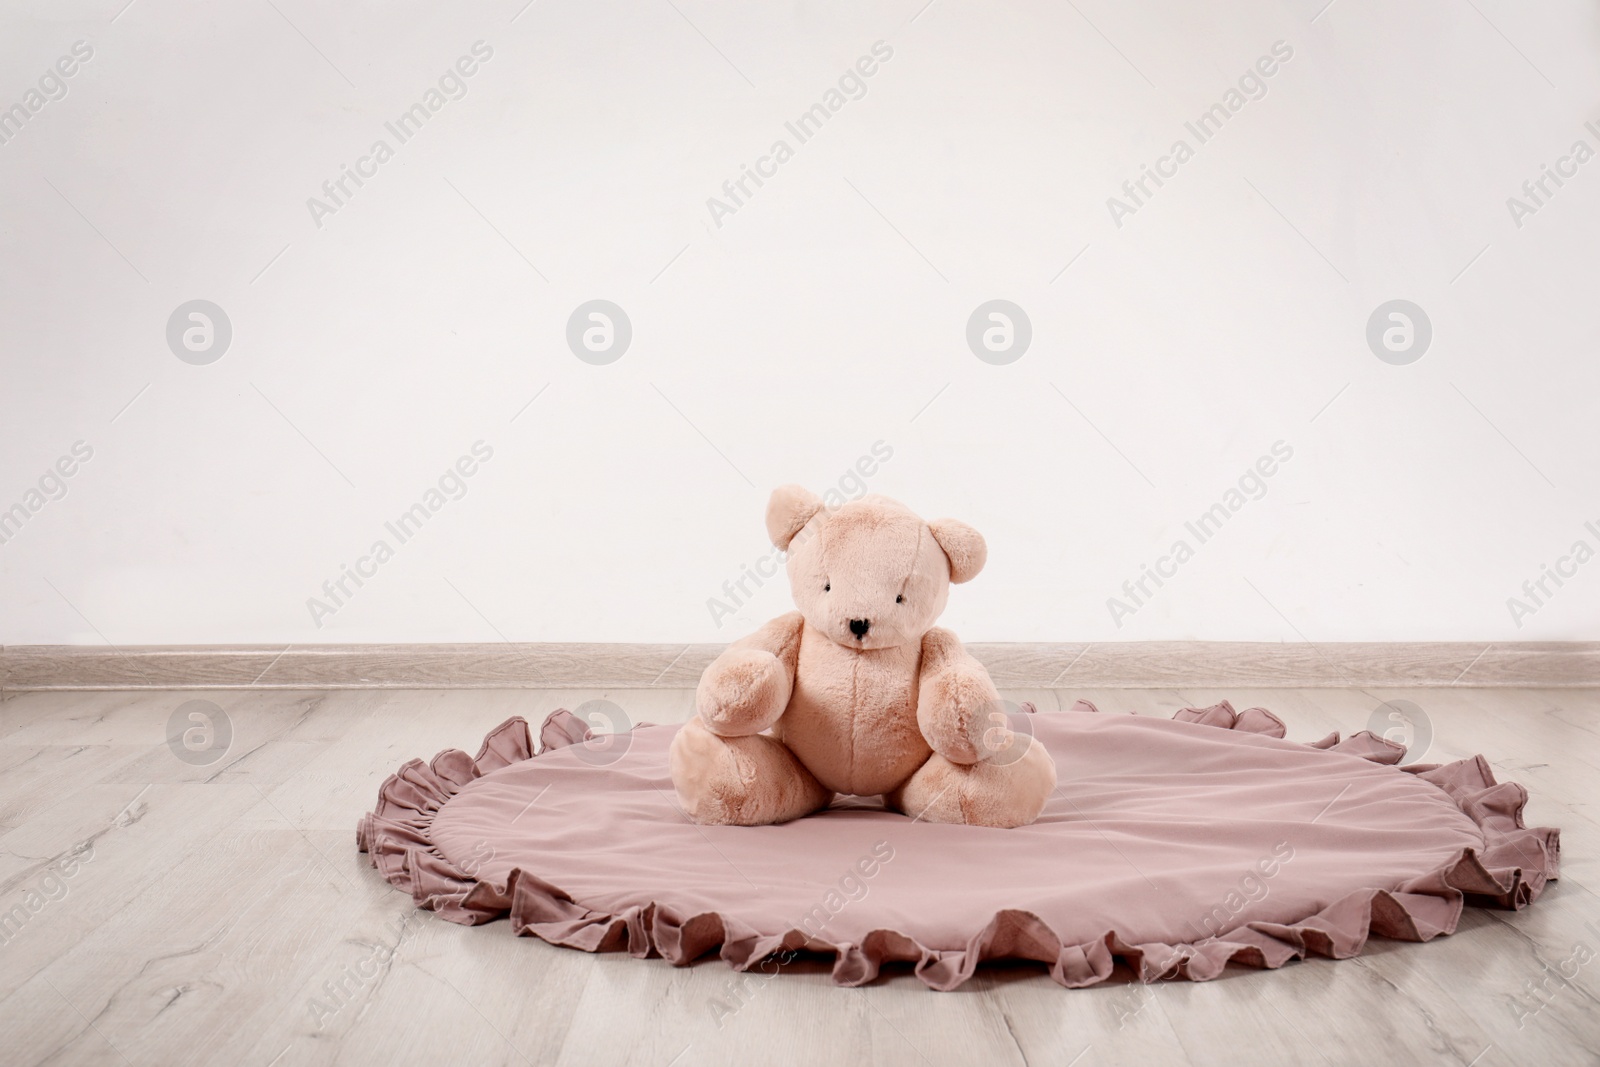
xmin=895 ymin=594 xmax=905 ymax=603
xmin=823 ymin=583 xmax=830 ymax=592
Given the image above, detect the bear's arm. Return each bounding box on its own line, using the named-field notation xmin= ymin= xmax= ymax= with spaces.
xmin=915 ymin=627 xmax=1004 ymax=765
xmin=695 ymin=611 xmax=803 ymax=737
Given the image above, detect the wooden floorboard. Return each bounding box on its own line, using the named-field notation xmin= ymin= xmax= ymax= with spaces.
xmin=0 ymin=688 xmax=1595 ymax=1066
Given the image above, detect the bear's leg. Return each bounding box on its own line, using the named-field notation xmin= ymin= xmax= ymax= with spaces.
xmin=887 ymin=738 xmax=1056 ymax=829
xmin=669 ymin=716 xmax=833 ymax=826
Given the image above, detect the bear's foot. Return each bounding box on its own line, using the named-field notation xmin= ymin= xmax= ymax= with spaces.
xmin=888 ymin=738 xmax=1056 ymax=829
xmin=668 ymin=717 xmax=833 ymax=826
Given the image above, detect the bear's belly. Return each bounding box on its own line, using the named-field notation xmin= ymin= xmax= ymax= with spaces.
xmin=775 ymin=630 xmax=931 ymax=797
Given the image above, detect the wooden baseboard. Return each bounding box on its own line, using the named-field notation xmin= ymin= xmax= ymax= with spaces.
xmin=2 ymin=641 xmax=1595 ymax=691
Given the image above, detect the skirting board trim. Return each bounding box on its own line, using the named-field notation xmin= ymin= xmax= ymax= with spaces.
xmin=1 ymin=642 xmax=1595 ymax=691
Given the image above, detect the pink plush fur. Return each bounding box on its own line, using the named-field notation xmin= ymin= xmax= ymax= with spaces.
xmin=669 ymin=488 xmax=1056 ymax=828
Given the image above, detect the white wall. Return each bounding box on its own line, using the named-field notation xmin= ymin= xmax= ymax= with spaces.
xmin=1 ymin=0 xmax=1596 ymax=647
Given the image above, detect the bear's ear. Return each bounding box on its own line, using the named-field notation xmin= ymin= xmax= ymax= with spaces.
xmin=929 ymin=519 xmax=987 ymax=584
xmin=766 ymin=485 xmax=824 ymax=549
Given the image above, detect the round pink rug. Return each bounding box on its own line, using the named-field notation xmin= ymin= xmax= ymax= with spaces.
xmin=357 ymin=700 xmax=1559 ymax=990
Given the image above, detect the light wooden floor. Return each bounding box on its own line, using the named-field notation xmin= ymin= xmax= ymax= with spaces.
xmin=1 ymin=687 xmax=1596 ymax=1067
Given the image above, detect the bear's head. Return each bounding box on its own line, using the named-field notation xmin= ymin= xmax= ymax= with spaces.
xmin=765 ymin=485 xmax=986 ymax=651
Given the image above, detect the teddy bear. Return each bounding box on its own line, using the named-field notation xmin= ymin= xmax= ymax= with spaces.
xmin=669 ymin=486 xmax=1056 ymax=828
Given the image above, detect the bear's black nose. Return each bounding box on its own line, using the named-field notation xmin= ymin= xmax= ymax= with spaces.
xmin=849 ymin=618 xmax=871 ymax=638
